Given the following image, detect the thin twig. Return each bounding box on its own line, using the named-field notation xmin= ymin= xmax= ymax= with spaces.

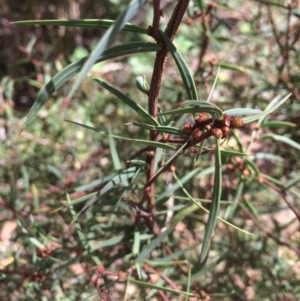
xmin=149 ymin=0 xmax=162 ymax=42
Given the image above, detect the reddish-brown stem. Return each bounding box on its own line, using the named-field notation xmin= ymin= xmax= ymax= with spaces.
xmin=191 ymin=117 xmax=213 ymax=131
xmin=145 ymin=0 xmax=190 ymax=235
xmin=149 ymin=0 xmax=161 ymax=42
xmin=148 ymin=0 xmax=191 ymax=119
xmin=145 ymin=263 xmax=182 ymax=291
xmin=157 ymin=290 xmax=169 ymax=301
xmin=17 ymin=45 xmax=43 ymax=69
xmin=166 ymin=138 xmax=187 ymax=144
xmin=164 ymin=0 xmax=191 ymax=41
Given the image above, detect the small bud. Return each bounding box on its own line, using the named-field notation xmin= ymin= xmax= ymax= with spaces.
xmin=97 ymin=265 xmax=105 ymax=273
xmin=190 ymin=148 xmax=199 ymax=154
xmin=157 ymin=160 xmax=164 ymax=168
xmin=207 ymin=2 xmax=217 ymax=10
xmin=232 ymin=179 xmax=239 ymax=186
xmin=182 ymin=123 xmax=192 ymax=134
xmin=212 ymin=128 xmax=223 ymax=139
xmin=195 ymin=113 xmax=207 ymax=123
xmin=235 ymin=157 xmax=243 ymax=168
xmin=161 ymin=133 xmax=170 ymax=142
xmin=118 ymin=271 xmax=127 ymax=278
xmin=147 ymin=150 xmax=155 ymax=157
xmin=222 ymin=114 xmax=231 ymax=127
xmin=145 ymin=186 xmax=151 ymax=193
xmin=242 ymin=169 xmax=250 ymax=177
xmin=168 ymin=165 xmax=176 ymax=173
xmin=221 ymin=125 xmax=231 ymax=138
xmin=209 ymin=57 xmax=217 ymax=66
xmin=258 ymin=177 xmax=264 ymax=184
xmin=226 ymin=164 xmax=234 ymax=171
xmin=192 ymin=128 xmax=202 ymax=139
xmin=186 ymin=18 xmax=194 ymax=26
xmin=230 ymin=117 xmax=244 ymax=128
xmin=252 ymin=123 xmax=259 ymax=131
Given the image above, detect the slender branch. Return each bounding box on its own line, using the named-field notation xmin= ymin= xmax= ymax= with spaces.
xmin=145 ymin=0 xmax=190 ymax=235
xmin=164 ymin=0 xmax=191 ymax=40
xmin=149 ymin=0 xmax=162 ymax=42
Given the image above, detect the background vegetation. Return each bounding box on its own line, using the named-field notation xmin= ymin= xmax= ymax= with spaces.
xmin=1 ymin=0 xmax=299 ymax=300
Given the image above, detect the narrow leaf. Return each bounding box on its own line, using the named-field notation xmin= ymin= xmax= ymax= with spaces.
xmin=224 ymin=108 xmax=262 ymax=116
xmin=207 ymin=67 xmax=220 ymax=103
xmin=158 ymin=101 xmax=223 ymax=119
xmin=23 ymin=42 xmax=160 ymax=128
xmin=224 ymin=180 xmax=244 ymax=220
xmin=246 ymin=93 xmax=292 ymax=153
xmin=80 ymin=166 xmax=140 ymax=213
xmin=248 ymin=0 xmax=289 ymax=8
xmin=126 ymin=277 xmax=193 ymax=296
xmin=200 ymin=138 xmax=222 ymax=262
xmin=132 ymin=122 xmax=185 ymax=136
xmin=159 ymin=30 xmax=198 ymax=100
xmin=218 ymin=61 xmax=249 ymax=72
xmin=68 ymin=0 xmax=151 ymax=98
xmin=13 ymin=19 xmax=148 ymax=34
xmin=67 ymin=194 xmax=102 ymax=265
xmin=261 ymin=121 xmax=296 ymax=128
xmin=108 ymin=126 xmax=122 ymax=172
xmin=242 ymin=199 xmax=261 ymax=222
xmin=220 ymin=149 xmax=248 ymax=157
xmin=261 ymin=133 xmax=300 ymax=151
xmin=254 ymin=152 xmax=284 ymax=162
xmin=172 ymin=173 xmax=252 ymax=235
xmin=65 ymin=119 xmax=175 ymax=150
xmin=243 ymin=93 xmax=291 ymax=124
xmin=93 ymin=78 xmax=159 ymax=126
xmin=135 ymin=227 xmax=174 ymax=264
xmin=91 ymin=235 xmax=128 ymax=250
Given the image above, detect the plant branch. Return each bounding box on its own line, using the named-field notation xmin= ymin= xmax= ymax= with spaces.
xmin=149 ymin=0 xmax=162 ymax=42
xmin=145 ymin=0 xmax=190 ymax=235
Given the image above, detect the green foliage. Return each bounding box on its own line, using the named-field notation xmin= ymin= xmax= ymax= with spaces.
xmin=1 ymin=1 xmax=300 ymax=300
